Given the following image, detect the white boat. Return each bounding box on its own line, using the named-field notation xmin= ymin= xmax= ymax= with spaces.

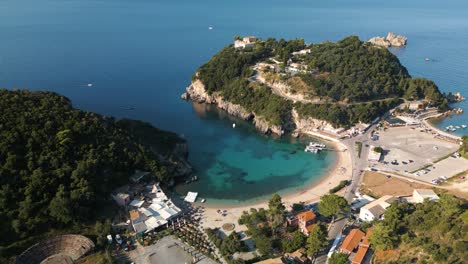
xmin=87 ymin=83 xmax=93 ymax=87
xmin=208 ymin=26 xmax=213 ymax=30
xmin=425 ymin=58 xmax=430 ymax=61
xmin=201 ymin=198 xmax=206 ymax=203
xmin=462 ymin=125 xmax=467 ymax=129
xmin=304 ymin=146 xmax=318 ymax=153
xmin=232 ymin=123 xmax=236 ymax=128
xmin=304 ymin=142 xmax=325 ymax=153
xmin=455 ymin=126 xmax=461 ymax=129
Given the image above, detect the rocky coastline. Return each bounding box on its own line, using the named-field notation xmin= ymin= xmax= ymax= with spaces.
xmin=368 ymin=32 xmax=408 ymax=47
xmin=182 ymin=79 xmax=334 ymax=137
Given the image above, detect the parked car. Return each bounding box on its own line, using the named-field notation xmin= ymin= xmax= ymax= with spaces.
xmin=115 ymin=234 xmax=123 ymax=245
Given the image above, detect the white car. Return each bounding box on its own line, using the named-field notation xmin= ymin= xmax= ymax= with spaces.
xmin=115 ymin=234 xmax=123 ymax=244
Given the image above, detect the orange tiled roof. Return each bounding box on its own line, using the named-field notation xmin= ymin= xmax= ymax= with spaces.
xmin=340 ymin=229 xmax=365 ymax=253
xmin=352 ymin=245 xmax=369 ymax=264
xmin=362 ymin=228 xmax=373 ymax=247
xmin=297 ymin=210 xmax=316 ymax=222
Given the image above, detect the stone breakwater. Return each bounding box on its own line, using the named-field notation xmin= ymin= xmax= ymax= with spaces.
xmin=368 ymin=32 xmax=407 ymax=47
xmin=182 ymin=79 xmax=334 ymax=137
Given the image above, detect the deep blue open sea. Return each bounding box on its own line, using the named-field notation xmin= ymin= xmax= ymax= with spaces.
xmin=1 ymin=0 xmax=467 ymax=204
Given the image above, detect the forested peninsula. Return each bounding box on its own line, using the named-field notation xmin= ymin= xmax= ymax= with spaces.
xmin=183 ymin=36 xmax=448 ymax=135
xmin=0 ymin=90 xmax=191 ymax=260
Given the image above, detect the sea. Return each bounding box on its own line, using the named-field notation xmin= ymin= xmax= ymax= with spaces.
xmin=1 ymin=0 xmax=467 ymax=205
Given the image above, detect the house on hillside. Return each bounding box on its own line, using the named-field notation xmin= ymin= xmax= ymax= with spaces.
xmin=297 ymin=210 xmax=317 ymax=236
xmin=339 ymin=229 xmax=365 ymax=254
xmin=234 ymin=36 xmax=257 ymax=49
xmin=412 ymin=189 xmax=439 ymax=203
xmin=359 ymin=195 xmax=396 ymax=222
xmin=352 ymin=228 xmax=373 ymax=264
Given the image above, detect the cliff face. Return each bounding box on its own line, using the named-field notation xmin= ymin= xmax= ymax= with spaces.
xmin=184 ymin=80 xmax=286 ymax=135
xmin=183 ymin=80 xmax=333 ymax=136
xmin=292 ymin=109 xmax=335 ymax=133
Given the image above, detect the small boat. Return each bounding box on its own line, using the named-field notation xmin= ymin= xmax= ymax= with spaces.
xmin=462 ymin=125 xmax=467 ymax=129
xmin=201 ymin=199 xmax=206 ymax=203
xmin=208 ymin=26 xmax=213 ymax=30
xmin=87 ymin=83 xmax=93 ymax=87
xmin=425 ymin=58 xmax=430 ymax=61
xmin=455 ymin=126 xmax=461 ymax=129
xmin=232 ymin=123 xmax=236 ymax=128
xmin=304 ymin=146 xmax=318 ymax=153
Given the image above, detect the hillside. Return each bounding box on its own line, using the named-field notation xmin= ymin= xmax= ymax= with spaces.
xmin=185 ymin=36 xmax=448 ymax=133
xmin=370 ymin=194 xmax=467 ymax=263
xmin=0 ymin=89 xmax=191 ymax=260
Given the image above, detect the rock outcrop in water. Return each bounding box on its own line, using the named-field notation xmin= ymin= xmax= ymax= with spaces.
xmin=368 ymin=32 xmax=407 ymax=47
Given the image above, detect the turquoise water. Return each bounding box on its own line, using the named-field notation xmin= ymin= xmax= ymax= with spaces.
xmin=0 ymin=0 xmax=467 ymax=203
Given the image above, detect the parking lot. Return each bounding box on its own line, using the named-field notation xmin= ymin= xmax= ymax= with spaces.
xmin=369 ymin=126 xmax=464 ymax=183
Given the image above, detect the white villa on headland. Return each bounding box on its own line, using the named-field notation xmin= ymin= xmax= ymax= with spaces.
xmin=234 ymin=36 xmax=257 ymax=49
xmin=412 ymin=189 xmax=439 ymax=203
xmin=359 ymin=195 xmax=396 ymax=222
xmin=292 ymin=49 xmax=311 ymax=56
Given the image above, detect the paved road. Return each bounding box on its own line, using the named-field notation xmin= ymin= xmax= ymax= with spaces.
xmin=314 ymin=125 xmax=375 ymax=264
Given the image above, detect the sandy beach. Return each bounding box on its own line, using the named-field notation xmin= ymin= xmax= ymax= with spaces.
xmin=422 ymin=119 xmax=462 ymax=140
xmin=197 ymin=140 xmax=352 ymax=233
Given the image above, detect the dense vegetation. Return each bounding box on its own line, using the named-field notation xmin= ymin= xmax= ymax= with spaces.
xmin=195 ymin=36 xmax=447 ymax=129
xmin=0 ymin=90 xmax=186 ymax=260
xmin=205 ymin=228 xmax=246 ymax=261
xmin=237 ymin=194 xmax=336 ymax=260
xmin=370 ymin=194 xmax=467 ymax=263
xmin=294 ymin=98 xmax=402 ymax=127
xmin=300 ymin=37 xmax=445 ymax=105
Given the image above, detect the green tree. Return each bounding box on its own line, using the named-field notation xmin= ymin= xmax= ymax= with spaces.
xmin=268 ymin=194 xmax=286 ymax=237
xmin=369 ymin=222 xmax=399 ymax=250
xmin=328 ymin=252 xmax=349 ymax=264
xmin=255 ymin=235 xmax=274 ymax=256
xmin=281 ymin=231 xmax=306 ymax=253
xmin=48 ymin=185 xmax=73 ymax=224
xmin=318 ymin=194 xmax=349 ymax=219
xmin=306 ymin=222 xmax=328 ymax=258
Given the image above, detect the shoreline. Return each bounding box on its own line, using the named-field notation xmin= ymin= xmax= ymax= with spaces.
xmin=423 ymin=118 xmax=462 ymax=140
xmin=197 ymin=139 xmax=352 ymax=233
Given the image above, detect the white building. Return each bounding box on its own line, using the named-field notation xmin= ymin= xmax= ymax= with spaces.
xmin=368 ymin=146 xmax=382 ymax=162
xmin=412 ymin=189 xmax=439 ymax=203
xmin=234 ymin=36 xmax=257 ymax=49
xmin=129 ymin=183 xmax=181 ymax=234
xmin=359 ymin=195 xmax=396 ymax=222
xmin=292 ymin=49 xmax=311 ymax=56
